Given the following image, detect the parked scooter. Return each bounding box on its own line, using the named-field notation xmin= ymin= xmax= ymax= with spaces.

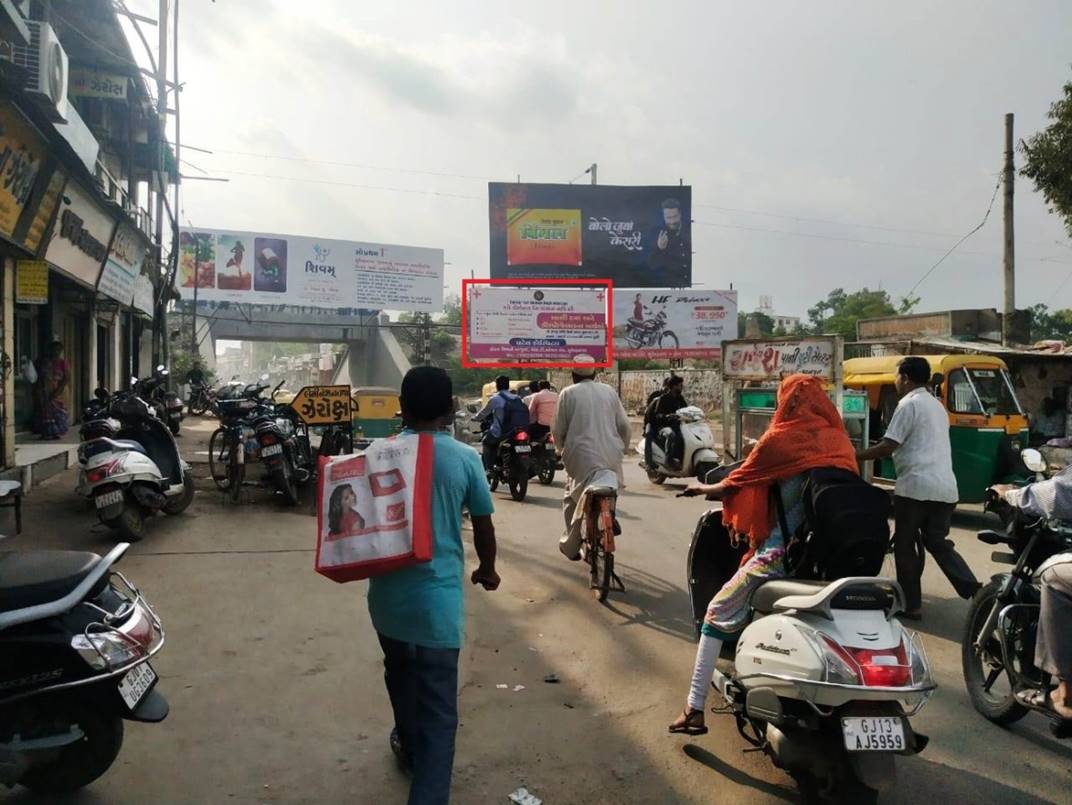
xmin=682 ymin=470 xmax=933 ymax=801
xmin=0 ymin=543 xmax=168 ymax=794
xmin=962 ymin=449 xmax=1072 ymax=739
xmin=134 ymin=366 xmax=183 ymax=436
xmin=637 ymin=405 xmax=721 ymax=484
xmin=76 ymin=387 xmax=194 ymax=541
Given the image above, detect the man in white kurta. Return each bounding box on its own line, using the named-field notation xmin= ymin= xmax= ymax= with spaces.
xmin=551 ymin=358 xmax=632 ymax=559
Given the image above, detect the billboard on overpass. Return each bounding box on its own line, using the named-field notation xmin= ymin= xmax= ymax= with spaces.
xmin=177 ymin=228 xmax=444 ymax=313
xmin=488 ymin=183 xmax=692 ymax=288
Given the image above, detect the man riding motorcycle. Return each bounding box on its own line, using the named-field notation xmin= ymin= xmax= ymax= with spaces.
xmin=551 ymin=356 xmax=631 ymax=560
xmin=474 ymin=375 xmax=527 ymax=473
xmin=647 ymin=374 xmax=687 ymax=470
xmin=993 ymin=470 xmax=1072 ymax=722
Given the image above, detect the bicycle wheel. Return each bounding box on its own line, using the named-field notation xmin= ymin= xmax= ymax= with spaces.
xmin=208 ymin=428 xmax=231 ymax=491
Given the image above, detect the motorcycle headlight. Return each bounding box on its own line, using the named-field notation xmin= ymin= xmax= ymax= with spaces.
xmin=71 ymin=631 xmax=144 ymax=671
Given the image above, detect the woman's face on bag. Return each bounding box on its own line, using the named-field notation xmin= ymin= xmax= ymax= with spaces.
xmin=343 ymin=487 xmax=356 ymax=508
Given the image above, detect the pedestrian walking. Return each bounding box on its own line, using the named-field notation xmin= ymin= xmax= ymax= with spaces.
xmin=857 ymin=356 xmax=980 ymax=618
xmin=368 ymin=366 xmax=499 ymax=804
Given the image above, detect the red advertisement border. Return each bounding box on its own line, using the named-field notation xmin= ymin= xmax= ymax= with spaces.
xmin=461 ymin=278 xmax=614 ymax=369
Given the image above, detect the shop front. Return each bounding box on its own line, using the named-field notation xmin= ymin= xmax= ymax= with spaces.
xmin=97 ymin=220 xmax=151 ymax=386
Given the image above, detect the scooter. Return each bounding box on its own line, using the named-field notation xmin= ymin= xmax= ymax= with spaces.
xmin=76 ymin=388 xmax=194 ymax=541
xmin=0 ymin=543 xmax=168 ymax=794
xmin=685 ymin=496 xmax=933 ymax=802
xmin=637 ymin=405 xmax=721 ymax=484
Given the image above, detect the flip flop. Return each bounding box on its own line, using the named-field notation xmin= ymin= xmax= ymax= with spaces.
xmin=668 ymin=709 xmax=708 ymax=736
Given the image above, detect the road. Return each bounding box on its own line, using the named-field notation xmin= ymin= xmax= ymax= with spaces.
xmin=1 ymin=418 xmax=1068 ymax=804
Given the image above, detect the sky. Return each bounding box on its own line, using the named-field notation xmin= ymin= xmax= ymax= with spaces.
xmin=129 ymin=0 xmax=1072 ymax=320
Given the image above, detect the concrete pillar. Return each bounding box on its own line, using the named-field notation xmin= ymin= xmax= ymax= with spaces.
xmin=2 ymin=258 xmax=14 ymax=469
xmin=87 ymin=302 xmax=98 ymax=393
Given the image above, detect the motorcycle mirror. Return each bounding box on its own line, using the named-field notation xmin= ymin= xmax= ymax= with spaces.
xmin=156 ymin=364 xmax=165 ymax=373
xmin=1021 ymin=448 xmax=1047 ymax=474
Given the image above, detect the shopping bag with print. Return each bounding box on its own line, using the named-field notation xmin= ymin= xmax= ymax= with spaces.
xmin=315 ymin=432 xmax=434 ymax=582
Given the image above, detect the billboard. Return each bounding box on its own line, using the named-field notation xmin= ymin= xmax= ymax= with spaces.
xmin=489 ymin=183 xmax=692 ymax=288
xmin=722 ymin=337 xmax=839 ymax=381
xmin=613 ymin=289 xmax=737 ymax=360
xmin=177 ymin=228 xmax=444 ymax=313
xmin=98 ymin=222 xmax=148 ymax=305
xmin=462 ymin=279 xmax=611 ymax=368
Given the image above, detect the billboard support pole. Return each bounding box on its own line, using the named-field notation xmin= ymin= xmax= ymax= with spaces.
xmin=589 ymin=163 xmax=597 ymax=185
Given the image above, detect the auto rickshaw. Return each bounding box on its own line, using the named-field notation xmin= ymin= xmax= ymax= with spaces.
xmin=351 ymin=386 xmax=403 ymax=439
xmin=480 ymin=379 xmax=533 ymax=405
xmin=844 ymin=354 xmax=1031 ymax=503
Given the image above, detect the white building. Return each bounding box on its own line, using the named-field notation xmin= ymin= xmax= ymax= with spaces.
xmin=757 ymin=295 xmax=801 ymax=333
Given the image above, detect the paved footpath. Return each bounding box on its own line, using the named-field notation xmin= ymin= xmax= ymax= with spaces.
xmin=1 ymin=418 xmax=1067 ymax=804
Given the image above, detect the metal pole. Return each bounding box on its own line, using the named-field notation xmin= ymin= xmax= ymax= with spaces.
xmin=1002 ymin=113 xmax=1015 ymax=346
xmin=191 ymin=237 xmax=198 ymax=355
xmin=152 ymin=0 xmax=168 ymax=367
xmin=589 ymin=163 xmax=597 ymax=185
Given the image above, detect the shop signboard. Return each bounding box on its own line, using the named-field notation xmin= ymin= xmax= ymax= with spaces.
xmin=44 ymin=181 xmax=116 ymax=288
xmin=69 ymin=67 xmax=128 ymax=101
xmin=613 ymin=289 xmax=737 ymax=359
xmin=0 ymin=101 xmax=49 ymax=247
xmin=177 ymin=228 xmax=444 ymax=313
xmin=15 ymin=259 xmax=48 ymax=304
xmin=133 ymin=274 xmax=154 ymax=316
xmin=98 ymin=221 xmax=147 ymax=305
xmin=722 ymin=337 xmax=838 ymax=381
xmin=488 ymin=182 xmax=692 ymax=288
xmin=463 ymin=280 xmax=610 ymax=367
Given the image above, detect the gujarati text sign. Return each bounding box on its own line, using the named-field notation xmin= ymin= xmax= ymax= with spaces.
xmin=722 ymin=338 xmax=837 ymax=380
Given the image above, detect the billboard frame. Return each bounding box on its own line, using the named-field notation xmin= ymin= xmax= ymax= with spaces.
xmin=461 ymin=278 xmax=614 ymax=370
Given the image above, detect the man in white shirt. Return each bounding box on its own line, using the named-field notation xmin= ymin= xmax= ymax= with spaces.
xmin=857 ymin=356 xmax=980 ymax=619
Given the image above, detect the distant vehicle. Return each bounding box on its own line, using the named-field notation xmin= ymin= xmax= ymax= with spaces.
xmin=454 ymin=398 xmax=484 ymax=443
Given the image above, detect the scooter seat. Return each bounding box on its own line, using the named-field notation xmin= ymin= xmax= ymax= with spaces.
xmin=111 ymin=439 xmax=147 ymax=454
xmin=750 ymin=579 xmax=827 ymax=614
xmin=0 ymin=551 xmax=102 ymax=613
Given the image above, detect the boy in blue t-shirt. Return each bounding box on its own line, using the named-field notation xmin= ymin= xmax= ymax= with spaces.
xmin=368 ymin=366 xmax=497 ymax=805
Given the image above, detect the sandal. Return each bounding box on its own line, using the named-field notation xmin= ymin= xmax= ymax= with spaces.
xmin=668 ymin=708 xmax=708 ymax=736
xmin=1019 ymin=688 xmax=1072 ymax=720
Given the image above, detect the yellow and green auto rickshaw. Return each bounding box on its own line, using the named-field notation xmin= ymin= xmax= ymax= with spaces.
xmin=844 ymin=354 xmax=1031 ymax=503
xmin=480 ymin=379 xmax=532 ymax=406
xmin=351 ymin=386 xmax=403 ymax=439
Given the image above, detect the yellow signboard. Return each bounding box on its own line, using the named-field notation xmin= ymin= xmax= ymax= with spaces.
xmin=290 ymin=385 xmax=353 ymax=425
xmin=0 ymin=103 xmax=47 ymax=241
xmin=16 ymin=260 xmax=48 ymax=304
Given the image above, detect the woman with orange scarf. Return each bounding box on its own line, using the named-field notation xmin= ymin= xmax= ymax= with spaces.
xmin=669 ymin=374 xmax=859 ymax=735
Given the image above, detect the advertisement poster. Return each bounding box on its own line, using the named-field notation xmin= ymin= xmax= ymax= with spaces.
xmin=98 ymin=222 xmax=148 ymax=305
xmin=15 ymin=260 xmax=48 ymax=304
xmin=466 ymin=284 xmax=609 ymax=364
xmin=133 ymin=274 xmax=155 ymax=316
xmin=177 ymin=228 xmax=444 ymax=313
xmin=613 ymin=289 xmax=737 ymax=359
xmin=489 ymin=183 xmax=692 ymax=288
xmin=0 ymin=103 xmax=47 ymax=243
xmin=722 ymin=338 xmax=838 ymax=380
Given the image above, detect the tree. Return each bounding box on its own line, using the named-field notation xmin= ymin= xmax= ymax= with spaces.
xmin=1021 ymin=76 xmax=1072 ymax=238
xmin=736 ymin=311 xmax=775 ymax=338
xmin=1026 ymin=303 xmax=1072 ymax=342
xmin=804 ymin=287 xmax=913 ymax=340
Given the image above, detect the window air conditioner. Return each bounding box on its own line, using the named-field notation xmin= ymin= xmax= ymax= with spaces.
xmin=11 ymin=21 xmax=69 ymax=122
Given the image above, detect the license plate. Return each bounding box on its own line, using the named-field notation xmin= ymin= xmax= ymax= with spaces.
xmin=514 ymin=445 xmax=531 ymax=453
xmin=95 ymin=490 xmax=124 ymax=509
xmin=841 ymin=717 xmax=905 ymax=752
xmin=118 ymin=662 xmax=156 ymax=710
xmin=261 ymin=443 xmax=282 ymax=457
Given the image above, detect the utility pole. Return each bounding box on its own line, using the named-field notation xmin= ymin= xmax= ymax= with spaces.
xmin=589 ymin=163 xmax=597 ymax=185
xmin=1002 ymin=112 xmax=1015 ymax=346
xmin=152 ymin=0 xmax=169 ymax=368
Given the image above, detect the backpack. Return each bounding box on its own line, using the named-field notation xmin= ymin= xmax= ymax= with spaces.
xmin=498 ymin=391 xmax=530 ymax=435
xmin=778 ymin=467 xmax=890 ymax=581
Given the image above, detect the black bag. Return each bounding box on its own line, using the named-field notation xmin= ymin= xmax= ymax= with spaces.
xmin=777 ymin=467 xmax=890 ymax=581
xmin=498 ymin=391 xmax=531 ymax=435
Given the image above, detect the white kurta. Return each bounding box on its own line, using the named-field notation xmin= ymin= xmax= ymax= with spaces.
xmin=551 ymin=379 xmax=632 ymax=555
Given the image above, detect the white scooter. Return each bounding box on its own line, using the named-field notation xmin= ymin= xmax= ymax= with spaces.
xmin=637 ymin=405 xmax=721 ymax=484
xmin=77 ymin=388 xmax=194 ymax=541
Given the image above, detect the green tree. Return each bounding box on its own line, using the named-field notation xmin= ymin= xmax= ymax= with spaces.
xmin=736 ymin=311 xmax=775 ymax=338
xmin=1021 ymin=76 xmax=1072 ymax=238
xmin=1026 ymin=303 xmax=1072 ymax=342
xmin=805 ymin=287 xmax=914 ymax=340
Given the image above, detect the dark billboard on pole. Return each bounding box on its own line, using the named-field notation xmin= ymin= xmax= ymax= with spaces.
xmin=488 ymin=182 xmax=692 ymax=288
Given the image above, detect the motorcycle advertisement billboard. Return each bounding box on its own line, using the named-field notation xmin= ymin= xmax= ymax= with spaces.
xmin=613 ymin=289 xmax=737 ymax=360
xmin=488 ymin=183 xmax=692 ymax=289
xmin=462 ymin=280 xmax=611 ymax=368
xmin=176 ymin=227 xmax=444 ymax=313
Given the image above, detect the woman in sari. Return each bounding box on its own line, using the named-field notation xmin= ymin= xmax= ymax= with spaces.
xmin=669 ymin=374 xmax=859 ymax=735
xmin=32 ymin=341 xmax=70 ymax=440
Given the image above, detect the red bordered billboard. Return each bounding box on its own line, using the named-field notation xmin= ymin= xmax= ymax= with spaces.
xmin=461 ymin=278 xmax=614 ymax=369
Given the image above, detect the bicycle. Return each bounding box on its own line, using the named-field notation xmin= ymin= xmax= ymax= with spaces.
xmin=582 ymin=484 xmax=625 ymax=602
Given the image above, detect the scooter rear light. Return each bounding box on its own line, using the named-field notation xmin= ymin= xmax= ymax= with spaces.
xmin=86 ymin=458 xmax=123 ymax=484
xmin=847 ymin=643 xmax=911 ymax=688
xmin=71 ymin=631 xmax=145 ymax=671
xmin=515 ymin=431 xmax=529 ymax=442
xmin=258 ymin=433 xmax=278 ymax=446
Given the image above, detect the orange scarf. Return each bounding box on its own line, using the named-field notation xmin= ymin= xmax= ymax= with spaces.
xmin=721 ymin=374 xmax=858 ymax=559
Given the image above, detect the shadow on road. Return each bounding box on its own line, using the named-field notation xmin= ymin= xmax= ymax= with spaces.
xmin=681 ymin=743 xmax=798 ymax=802
xmin=604 ymin=562 xmax=699 ymax=643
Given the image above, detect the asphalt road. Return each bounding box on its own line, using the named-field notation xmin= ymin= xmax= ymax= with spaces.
xmin=1 ymin=419 xmax=1068 ymax=804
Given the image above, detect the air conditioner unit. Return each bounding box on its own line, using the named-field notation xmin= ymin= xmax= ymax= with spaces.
xmin=11 ymin=21 xmax=69 ymax=122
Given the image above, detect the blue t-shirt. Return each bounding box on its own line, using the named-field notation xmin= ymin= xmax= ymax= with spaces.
xmin=367 ymin=431 xmax=495 ymax=649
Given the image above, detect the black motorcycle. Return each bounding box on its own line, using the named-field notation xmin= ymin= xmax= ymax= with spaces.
xmin=135 ymin=366 xmax=182 ymax=436
xmin=186 ymin=383 xmax=214 ymax=417
xmin=487 ymin=428 xmax=532 ymax=501
xmin=962 ymin=470 xmax=1072 ymax=739
xmin=530 ymin=432 xmax=559 ymax=486
xmin=0 ymin=543 xmax=168 ymax=794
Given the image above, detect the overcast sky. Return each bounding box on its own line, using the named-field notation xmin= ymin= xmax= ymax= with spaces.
xmin=131 ymin=0 xmax=1072 ymax=319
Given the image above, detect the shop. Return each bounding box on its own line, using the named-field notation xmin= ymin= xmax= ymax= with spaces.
xmin=96 ymin=220 xmax=152 ymax=386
